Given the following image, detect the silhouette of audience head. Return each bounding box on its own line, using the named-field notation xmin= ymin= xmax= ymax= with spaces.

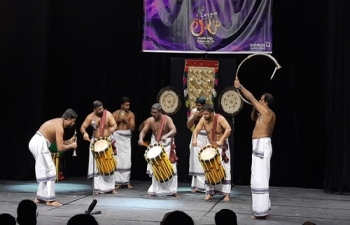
xmin=67 ymin=214 xmax=98 ymax=225
xmin=17 ymin=199 xmax=37 ymax=225
xmin=160 ymin=210 xmax=194 ymax=225
xmin=215 ymin=209 xmax=237 ymax=225
xmin=302 ymin=222 xmax=316 ymax=225
xmin=0 ymin=213 xmax=16 ymax=225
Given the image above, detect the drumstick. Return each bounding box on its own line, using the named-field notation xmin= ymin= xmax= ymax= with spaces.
xmin=141 ymin=142 xmax=149 ymax=147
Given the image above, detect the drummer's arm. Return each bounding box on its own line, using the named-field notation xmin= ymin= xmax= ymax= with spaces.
xmin=163 ymin=116 xmax=176 ymax=139
xmin=193 ymin=117 xmax=204 ymax=143
xmin=138 ymin=118 xmax=151 ymax=144
xmin=80 ymin=115 xmax=91 ymax=137
xmin=217 ymin=116 xmax=231 ymax=144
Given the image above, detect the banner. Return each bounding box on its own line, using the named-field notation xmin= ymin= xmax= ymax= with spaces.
xmin=143 ymin=0 xmax=272 ymax=53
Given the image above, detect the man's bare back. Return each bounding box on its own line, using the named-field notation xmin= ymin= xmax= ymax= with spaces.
xmin=38 ymin=118 xmax=64 ymax=144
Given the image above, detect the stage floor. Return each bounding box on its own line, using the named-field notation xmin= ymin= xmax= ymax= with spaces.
xmin=0 ymin=177 xmax=349 ymax=225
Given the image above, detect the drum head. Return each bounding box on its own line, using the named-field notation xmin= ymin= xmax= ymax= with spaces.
xmin=200 ymin=147 xmax=217 ymax=160
xmin=146 ymin=145 xmax=163 ymax=158
xmin=94 ymin=139 xmax=109 ymax=152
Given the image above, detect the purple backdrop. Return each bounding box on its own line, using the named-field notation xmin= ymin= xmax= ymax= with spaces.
xmin=143 ymin=0 xmax=272 ymax=53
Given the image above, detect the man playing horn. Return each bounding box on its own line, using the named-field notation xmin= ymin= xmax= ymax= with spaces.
xmin=234 ymin=77 xmax=276 ymax=219
xmin=29 ymin=109 xmax=78 ymax=206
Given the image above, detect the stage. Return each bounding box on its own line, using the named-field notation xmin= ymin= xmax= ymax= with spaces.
xmin=0 ymin=178 xmax=349 ymax=225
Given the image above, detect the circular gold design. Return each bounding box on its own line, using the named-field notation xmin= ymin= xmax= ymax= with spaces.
xmin=218 ymin=87 xmax=243 ymax=116
xmin=159 ymin=90 xmax=179 ymax=115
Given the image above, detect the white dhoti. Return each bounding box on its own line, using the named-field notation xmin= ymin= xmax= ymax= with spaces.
xmin=112 ymin=130 xmax=132 ymax=185
xmin=28 ymin=132 xmax=56 ymax=201
xmin=87 ymin=136 xmax=115 ymax=193
xmin=251 ymin=137 xmax=272 ymax=217
xmin=146 ymin=136 xmax=178 ymax=196
xmin=189 ymin=130 xmax=208 ymax=192
xmin=206 ymin=139 xmax=232 ymax=196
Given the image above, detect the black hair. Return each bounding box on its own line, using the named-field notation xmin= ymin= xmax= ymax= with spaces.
xmin=162 ymin=210 xmax=194 ymax=225
xmin=214 ymin=209 xmax=237 ymax=225
xmin=263 ymin=93 xmax=274 ymax=108
xmin=202 ymin=103 xmax=214 ymax=113
xmin=195 ymin=96 xmax=206 ymax=105
xmin=62 ymin=109 xmax=77 ymax=120
xmin=121 ymin=96 xmax=130 ymax=104
xmin=67 ymin=214 xmax=98 ymax=225
xmin=93 ymin=100 xmax=103 ymax=109
xmin=17 ymin=199 xmax=37 ymax=225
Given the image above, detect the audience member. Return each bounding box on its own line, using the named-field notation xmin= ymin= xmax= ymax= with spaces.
xmin=0 ymin=213 xmax=16 ymax=225
xmin=215 ymin=209 xmax=237 ymax=225
xmin=160 ymin=210 xmax=194 ymax=225
xmin=67 ymin=214 xmax=98 ymax=225
xmin=17 ymin=199 xmax=37 ymax=225
xmin=302 ymin=222 xmax=316 ymax=225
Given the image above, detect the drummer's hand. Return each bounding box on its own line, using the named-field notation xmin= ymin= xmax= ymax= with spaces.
xmin=216 ymin=140 xmax=223 ymax=147
xmin=161 ymin=135 xmax=167 ymax=142
xmin=234 ymin=77 xmax=241 ymax=89
xmin=83 ymin=133 xmax=91 ymax=142
xmin=192 ymin=139 xmax=197 ymax=147
xmin=138 ymin=139 xmax=144 ymax=146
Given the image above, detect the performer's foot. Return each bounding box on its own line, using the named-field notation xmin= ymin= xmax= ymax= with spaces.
xmin=251 ymin=215 xmax=269 ymax=219
xmin=94 ymin=192 xmax=99 ymax=195
xmin=173 ymin=193 xmax=179 ymax=198
xmin=223 ymin=195 xmax=230 ymax=202
xmin=111 ymin=190 xmax=118 ymax=195
xmin=34 ymin=198 xmax=44 ymax=204
xmin=191 ymin=189 xmax=197 ymax=193
xmin=204 ymin=195 xmax=213 ymax=200
xmin=115 ymin=185 xmax=121 ymax=190
xmin=127 ymin=184 xmax=133 ymax=189
xmin=46 ymin=201 xmax=63 ymax=207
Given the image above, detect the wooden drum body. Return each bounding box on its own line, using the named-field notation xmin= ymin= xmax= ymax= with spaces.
xmin=199 ymin=145 xmax=226 ymax=185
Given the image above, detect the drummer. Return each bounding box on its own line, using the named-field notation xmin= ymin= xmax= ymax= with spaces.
xmin=80 ymin=100 xmax=118 ymax=195
xmin=192 ymin=104 xmax=232 ymax=202
xmin=138 ymin=103 xmax=178 ymax=197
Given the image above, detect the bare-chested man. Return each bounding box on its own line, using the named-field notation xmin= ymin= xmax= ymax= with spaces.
xmin=112 ymin=96 xmax=135 ymax=189
xmin=234 ymin=77 xmax=276 ymax=219
xmin=29 ymin=109 xmax=78 ymax=207
xmin=138 ymin=103 xmax=178 ymax=197
xmin=80 ymin=100 xmax=117 ymax=194
xmin=192 ymin=104 xmax=232 ymax=202
xmin=187 ymin=96 xmax=207 ymax=193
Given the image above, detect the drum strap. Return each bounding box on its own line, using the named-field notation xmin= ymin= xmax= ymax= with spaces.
xmin=157 ymin=115 xmax=178 ymax=163
xmin=156 ymin=115 xmax=166 ymax=142
xmin=99 ymin=110 xmax=107 ymax=137
xmin=212 ymin=114 xmax=229 ymax=163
